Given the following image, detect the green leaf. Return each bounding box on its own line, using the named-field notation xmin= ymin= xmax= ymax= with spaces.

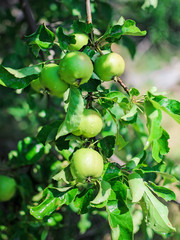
xmin=0 ymin=64 xmax=42 ymax=89
xmin=144 ymin=100 xmax=162 ymax=148
xmin=74 ymin=187 xmax=97 ymax=214
xmin=142 ymin=0 xmax=158 ymax=9
xmin=141 ymin=170 xmax=178 ymax=183
xmin=102 ymin=163 xmax=122 ymax=181
xmin=148 ymin=181 xmax=176 ymax=202
xmin=126 ymin=150 xmax=146 ymax=169
xmin=110 ymin=181 xmax=128 ymax=201
xmin=73 ymin=20 xmax=93 ymax=34
xmin=147 ymin=89 xmax=180 ymax=124
xmin=102 ymin=19 xmax=146 ymax=44
xmin=151 ymin=98 xmax=180 ymax=124
xmin=8 ymin=137 xmax=45 ymax=166
xmin=56 ymin=26 xmax=76 ymax=50
xmin=157 ymin=129 xmax=170 ymax=155
xmin=53 ymin=166 xmax=74 ymax=184
xmin=91 ymin=181 xmax=111 ymax=208
xmin=106 ymin=91 xmax=129 ymax=104
xmin=140 ymin=186 xmax=176 ymax=234
xmin=129 ymin=88 xmax=140 ymax=97
xmin=2 ymin=53 xmax=24 ymax=69
xmin=121 ymin=104 xmax=138 ymax=123
xmin=122 ymin=36 xmax=136 ymax=59
xmin=80 ymin=78 xmax=101 ymax=92
xmin=116 ymin=130 xmax=128 ymax=151
xmin=106 ymin=199 xmax=133 ymax=240
xmin=25 ymin=25 xmax=55 ymax=56
xmin=56 ymin=86 xmax=84 ymax=139
xmin=37 ymin=120 xmax=62 ymax=145
xmin=152 ymin=129 xmax=170 ymax=162
xmin=55 ymin=135 xmax=70 ymax=150
xmin=30 ymin=187 xmax=78 ymax=219
xmin=98 ymin=135 xmax=116 ymax=157
xmin=128 ymin=173 xmax=145 ymax=203
xmin=121 ymin=19 xmax=147 ymax=36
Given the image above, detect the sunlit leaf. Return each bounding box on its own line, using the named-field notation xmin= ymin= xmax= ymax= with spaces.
xmin=0 ymin=64 xmax=42 ymax=89
xmin=148 ymin=181 xmax=176 ymax=201
xmin=91 ymin=181 xmax=111 ymax=208
xmin=128 ymin=172 xmax=145 ymax=202
xmin=30 ymin=187 xmax=78 ymax=219
xmin=140 ymin=186 xmax=176 ymax=234
xmin=56 ymin=86 xmax=84 ymax=139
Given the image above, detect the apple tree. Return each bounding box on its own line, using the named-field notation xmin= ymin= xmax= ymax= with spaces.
xmin=0 ymin=0 xmax=180 ymax=239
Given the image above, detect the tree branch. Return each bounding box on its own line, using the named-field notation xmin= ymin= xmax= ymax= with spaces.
xmin=86 ymin=0 xmax=92 ymax=24
xmin=19 ymin=0 xmax=37 ymax=32
xmin=171 ymin=200 xmax=180 ymax=206
xmin=116 ymin=76 xmax=130 ymax=95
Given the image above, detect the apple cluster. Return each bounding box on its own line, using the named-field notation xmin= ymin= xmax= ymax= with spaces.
xmin=70 ymin=108 xmax=104 ymax=182
xmin=31 ymin=32 xmax=125 ymax=98
xmin=31 ymin=33 xmax=126 ymax=183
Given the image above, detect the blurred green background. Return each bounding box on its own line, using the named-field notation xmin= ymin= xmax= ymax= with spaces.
xmin=0 ymin=0 xmax=180 ymax=239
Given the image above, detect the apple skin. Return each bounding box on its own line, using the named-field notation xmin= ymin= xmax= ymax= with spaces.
xmin=0 ymin=175 xmax=17 ymax=202
xmin=69 ymin=33 xmax=89 ymax=51
xmin=72 ymin=109 xmax=103 ymax=138
xmin=59 ymin=52 xmax=93 ymax=86
xmin=40 ymin=64 xmax=69 ymax=97
xmin=31 ymin=78 xmax=44 ymax=92
xmin=94 ymin=52 xmax=125 ymax=81
xmin=70 ymin=148 xmax=104 ymax=182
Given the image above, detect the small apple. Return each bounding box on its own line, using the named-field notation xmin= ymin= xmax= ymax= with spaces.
xmin=69 ymin=33 xmax=89 ymax=51
xmin=31 ymin=78 xmax=44 ymax=92
xmin=72 ymin=109 xmax=103 ymax=138
xmin=0 ymin=175 xmax=17 ymax=202
xmin=94 ymin=52 xmax=125 ymax=81
xmin=40 ymin=63 xmax=69 ymax=97
xmin=59 ymin=52 xmax=93 ymax=86
xmin=70 ymin=148 xmax=104 ymax=182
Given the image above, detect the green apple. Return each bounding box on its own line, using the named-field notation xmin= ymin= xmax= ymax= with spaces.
xmin=70 ymin=148 xmax=104 ymax=182
xmin=59 ymin=52 xmax=93 ymax=86
xmin=69 ymin=33 xmax=89 ymax=51
xmin=94 ymin=52 xmax=125 ymax=81
xmin=31 ymin=78 xmax=44 ymax=92
xmin=40 ymin=63 xmax=69 ymax=97
xmin=72 ymin=109 xmax=103 ymax=138
xmin=0 ymin=175 xmax=17 ymax=202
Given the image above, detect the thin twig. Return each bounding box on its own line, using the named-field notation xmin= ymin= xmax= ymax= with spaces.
xmin=86 ymin=0 xmax=92 ymax=24
xmin=19 ymin=0 xmax=37 ymax=32
xmin=85 ymin=92 xmax=93 ymax=108
xmin=171 ymin=200 xmax=180 ymax=206
xmin=116 ymin=76 xmax=130 ymax=95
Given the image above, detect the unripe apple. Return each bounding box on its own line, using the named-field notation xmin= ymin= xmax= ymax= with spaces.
xmin=59 ymin=52 xmax=93 ymax=86
xmin=40 ymin=63 xmax=69 ymax=97
xmin=72 ymin=109 xmax=103 ymax=138
xmin=94 ymin=52 xmax=125 ymax=81
xmin=31 ymin=78 xmax=44 ymax=92
xmin=69 ymin=33 xmax=89 ymax=51
xmin=0 ymin=175 xmax=17 ymax=202
xmin=70 ymin=148 xmax=104 ymax=182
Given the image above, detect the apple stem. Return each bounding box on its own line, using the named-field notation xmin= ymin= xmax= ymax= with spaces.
xmin=86 ymin=92 xmax=93 ymax=108
xmin=76 ymin=78 xmax=82 ymax=86
xmin=116 ymin=77 xmax=130 ymax=95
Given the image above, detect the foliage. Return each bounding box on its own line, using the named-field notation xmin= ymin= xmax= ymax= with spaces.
xmin=0 ymin=1 xmax=180 ymax=240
